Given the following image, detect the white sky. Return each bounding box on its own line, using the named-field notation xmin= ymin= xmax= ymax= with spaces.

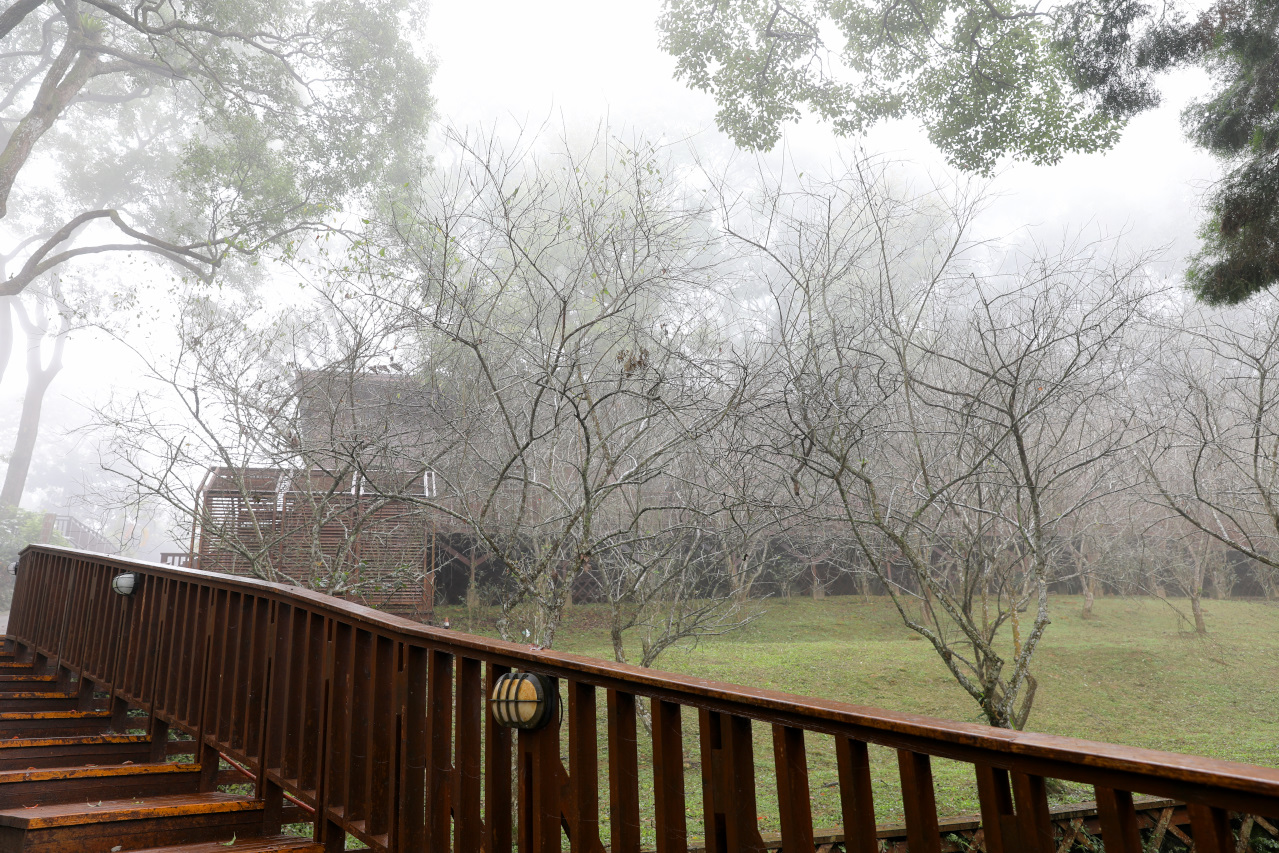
xmin=0 ymin=0 xmax=1224 ymax=529
xmin=427 ymin=0 xmax=1220 ymax=265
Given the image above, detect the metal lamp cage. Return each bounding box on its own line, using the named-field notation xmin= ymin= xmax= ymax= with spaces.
xmin=490 ymin=671 xmax=558 ymax=730
xmin=111 ymin=572 xmax=140 ymax=596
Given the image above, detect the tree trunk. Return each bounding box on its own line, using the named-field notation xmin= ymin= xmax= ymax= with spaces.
xmin=1082 ymin=572 xmax=1095 ymax=619
xmin=1189 ymin=541 xmax=1208 ymax=634
xmin=0 ymin=297 xmax=67 ymax=507
xmin=0 ymin=297 xmax=12 ymax=386
xmin=1190 ymin=588 xmax=1207 ymax=634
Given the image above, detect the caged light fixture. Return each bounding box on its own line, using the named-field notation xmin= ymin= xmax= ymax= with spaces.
xmin=111 ymin=572 xmax=140 ymax=596
xmin=489 ymin=671 xmax=557 ymax=730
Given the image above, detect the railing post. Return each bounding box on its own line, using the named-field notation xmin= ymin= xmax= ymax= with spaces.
xmin=518 ymin=676 xmax=561 ymax=853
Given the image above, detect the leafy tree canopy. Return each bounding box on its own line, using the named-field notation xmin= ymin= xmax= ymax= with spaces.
xmin=657 ymin=0 xmax=1278 ymax=304
xmin=0 ymin=0 xmax=434 ymax=296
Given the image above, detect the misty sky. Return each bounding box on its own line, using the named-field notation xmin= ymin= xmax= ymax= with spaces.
xmin=0 ymin=0 xmax=1224 ymax=523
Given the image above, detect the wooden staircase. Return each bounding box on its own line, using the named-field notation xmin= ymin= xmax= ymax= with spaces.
xmin=0 ymin=642 xmax=321 ymax=853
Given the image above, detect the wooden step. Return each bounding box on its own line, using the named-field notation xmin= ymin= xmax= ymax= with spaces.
xmin=0 ymin=710 xmax=116 ymax=735
xmin=0 ymin=675 xmax=58 ymax=689
xmin=0 ymin=693 xmax=81 ymax=712
xmin=0 ymin=792 xmax=266 ymax=852
xmin=127 ymin=836 xmax=323 ymax=852
xmin=0 ymin=762 xmax=202 ymax=808
xmin=0 ymin=734 xmax=151 ymax=770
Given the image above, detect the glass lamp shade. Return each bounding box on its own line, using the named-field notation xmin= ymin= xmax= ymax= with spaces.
xmin=490 ymin=671 xmax=557 ymax=730
xmin=111 ymin=572 xmax=139 ymax=596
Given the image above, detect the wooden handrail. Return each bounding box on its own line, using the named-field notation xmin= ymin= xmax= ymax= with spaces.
xmin=7 ymin=543 xmax=1278 ymax=852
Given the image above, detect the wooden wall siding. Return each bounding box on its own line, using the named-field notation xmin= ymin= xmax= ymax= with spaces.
xmin=7 ymin=544 xmax=1279 ymax=853
xmin=194 ymin=482 xmax=446 ymax=615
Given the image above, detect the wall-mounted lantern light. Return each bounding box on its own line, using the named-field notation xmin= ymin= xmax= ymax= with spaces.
xmin=490 ymin=671 xmax=557 ymax=730
xmin=6 ymin=561 xmax=16 ymax=576
xmin=111 ymin=572 xmax=140 ymax=596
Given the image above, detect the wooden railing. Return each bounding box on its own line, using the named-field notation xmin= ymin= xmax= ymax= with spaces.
xmin=6 ymin=544 xmax=1279 ymax=853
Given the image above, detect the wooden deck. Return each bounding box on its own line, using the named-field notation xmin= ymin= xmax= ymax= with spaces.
xmin=2 ymin=544 xmax=1279 ymax=852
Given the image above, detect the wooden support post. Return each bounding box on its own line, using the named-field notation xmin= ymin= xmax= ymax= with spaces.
xmin=1011 ymin=771 xmax=1055 ymax=853
xmin=1189 ymin=803 xmax=1235 ymax=853
xmin=148 ymin=716 xmax=170 ymax=765
xmin=519 ymin=678 xmax=561 ymax=853
xmin=974 ymin=763 xmax=1015 ymax=853
xmin=1095 ymin=787 xmax=1143 ymax=853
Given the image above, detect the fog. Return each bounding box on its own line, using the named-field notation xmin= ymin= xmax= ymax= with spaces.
xmin=0 ymin=0 xmax=1223 ymax=553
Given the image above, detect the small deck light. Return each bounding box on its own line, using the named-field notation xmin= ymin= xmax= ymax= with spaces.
xmin=6 ymin=561 xmax=16 ymax=576
xmin=490 ymin=671 xmax=557 ymax=730
xmin=111 ymin=572 xmax=140 ymax=596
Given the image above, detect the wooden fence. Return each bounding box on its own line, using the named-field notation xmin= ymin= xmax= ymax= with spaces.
xmin=6 ymin=544 xmax=1279 ymax=852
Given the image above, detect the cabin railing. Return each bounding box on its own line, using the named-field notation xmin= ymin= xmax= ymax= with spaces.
xmin=6 ymin=544 xmax=1279 ymax=853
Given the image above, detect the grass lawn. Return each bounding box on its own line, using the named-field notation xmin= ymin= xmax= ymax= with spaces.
xmin=435 ymin=594 xmax=1279 ymax=845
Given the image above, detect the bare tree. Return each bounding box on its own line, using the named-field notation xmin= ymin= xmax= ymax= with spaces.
xmin=723 ymin=160 xmax=1152 ymax=728
xmin=365 ymin=127 xmax=749 ymax=648
xmin=1 ymin=284 xmax=71 ymax=506
xmin=1139 ymin=297 xmax=1279 ymax=602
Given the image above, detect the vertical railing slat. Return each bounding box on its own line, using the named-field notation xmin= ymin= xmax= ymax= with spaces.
xmin=399 ymin=644 xmax=428 ymax=850
xmin=324 ymin=621 xmax=355 ymax=827
xmin=486 ymin=663 xmax=514 ymax=853
xmin=835 ymin=737 xmax=878 ymax=853
xmin=367 ymin=633 xmax=396 ymax=839
xmin=426 ymin=648 xmax=454 ymax=851
xmin=568 ymin=680 xmax=600 ymax=852
xmin=773 ymin=724 xmax=814 ymax=853
xmin=651 ymin=699 xmax=687 ymax=853
xmin=607 ymin=690 xmax=641 ymax=853
xmin=454 ymin=656 xmax=483 ymax=852
xmin=348 ymin=628 xmax=374 ymax=825
xmin=897 ymin=750 xmax=942 ymax=853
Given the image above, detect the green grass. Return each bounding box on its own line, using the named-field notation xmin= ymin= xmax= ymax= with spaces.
xmin=437 ymin=594 xmax=1279 ymax=844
